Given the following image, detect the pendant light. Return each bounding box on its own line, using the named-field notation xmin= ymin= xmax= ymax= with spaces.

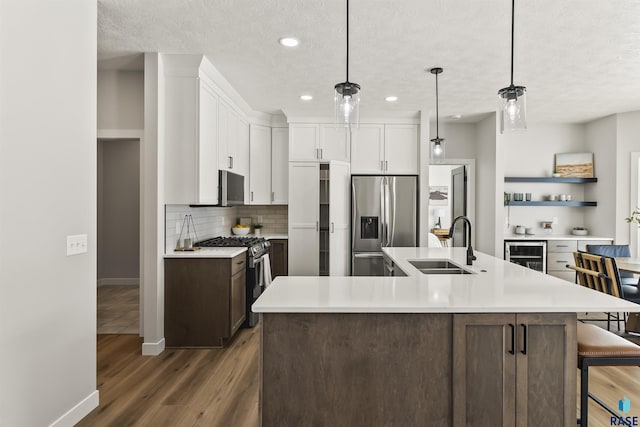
xmin=429 ymin=67 xmax=445 ymax=163
xmin=334 ymin=0 xmax=361 ymax=128
xmin=498 ymin=0 xmax=527 ymax=133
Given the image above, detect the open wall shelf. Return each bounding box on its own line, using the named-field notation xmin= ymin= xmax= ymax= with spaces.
xmin=504 ymin=177 xmax=598 ymax=183
xmin=505 ymin=201 xmax=597 ymax=207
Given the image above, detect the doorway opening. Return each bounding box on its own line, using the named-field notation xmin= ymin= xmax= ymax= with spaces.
xmin=97 ymin=138 xmax=141 ymax=334
xmin=428 ymin=160 xmax=475 ymax=248
xmin=631 ymin=152 xmax=640 ymax=257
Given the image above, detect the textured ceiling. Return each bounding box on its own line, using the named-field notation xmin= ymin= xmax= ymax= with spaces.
xmin=98 ymin=0 xmax=640 ymax=124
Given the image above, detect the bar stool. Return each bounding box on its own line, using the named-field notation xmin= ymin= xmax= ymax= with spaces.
xmin=577 ymin=322 xmax=640 ymax=426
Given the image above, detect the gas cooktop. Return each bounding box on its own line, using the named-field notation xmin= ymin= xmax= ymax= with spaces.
xmin=195 ymin=236 xmax=266 ymax=247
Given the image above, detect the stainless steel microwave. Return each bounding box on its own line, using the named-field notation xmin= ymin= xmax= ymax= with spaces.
xmin=218 ymin=170 xmax=244 ymax=206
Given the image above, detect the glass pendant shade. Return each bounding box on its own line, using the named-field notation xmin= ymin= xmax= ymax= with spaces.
xmin=499 ymin=85 xmax=526 ymax=133
xmin=334 ymin=82 xmax=361 ymax=128
xmin=430 ymin=137 xmax=445 ymax=163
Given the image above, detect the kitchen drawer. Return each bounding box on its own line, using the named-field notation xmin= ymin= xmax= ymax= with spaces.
xmin=231 ymin=253 xmax=246 ymax=275
xmin=547 ymin=252 xmax=575 ymax=271
xmin=547 ymin=240 xmax=577 ymax=253
xmin=577 ymin=239 xmax=612 ymax=251
xmin=547 ymin=271 xmax=576 ymax=283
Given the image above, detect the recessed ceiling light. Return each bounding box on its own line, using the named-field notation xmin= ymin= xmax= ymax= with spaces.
xmin=300 ymin=95 xmax=313 ymax=101
xmin=450 ymin=114 xmax=462 ymax=120
xmin=385 ymin=96 xmax=398 ymax=102
xmin=279 ymin=37 xmax=299 ymax=47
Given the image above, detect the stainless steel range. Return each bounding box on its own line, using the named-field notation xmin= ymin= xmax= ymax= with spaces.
xmin=195 ymin=236 xmax=270 ymax=327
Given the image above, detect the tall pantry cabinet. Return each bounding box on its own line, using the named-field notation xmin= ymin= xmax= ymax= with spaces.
xmin=288 ymin=161 xmax=350 ymax=276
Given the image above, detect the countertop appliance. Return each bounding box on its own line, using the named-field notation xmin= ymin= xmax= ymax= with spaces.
xmin=195 ymin=236 xmax=270 ymax=327
xmin=218 ymin=170 xmax=244 ymax=206
xmin=351 ymin=175 xmax=418 ymax=276
xmin=504 ymin=240 xmax=547 ymax=272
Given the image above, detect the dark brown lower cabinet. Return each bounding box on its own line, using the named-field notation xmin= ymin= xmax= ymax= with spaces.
xmin=164 ymin=254 xmax=246 ymax=347
xmin=269 ymin=239 xmax=288 ymax=278
xmin=452 ymin=313 xmax=576 ymax=427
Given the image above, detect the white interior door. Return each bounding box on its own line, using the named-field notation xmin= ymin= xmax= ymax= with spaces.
xmin=329 ymin=161 xmax=351 ymax=276
xmin=288 ymin=162 xmax=319 ymax=275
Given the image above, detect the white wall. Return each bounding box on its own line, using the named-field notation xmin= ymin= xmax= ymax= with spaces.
xmin=432 ymin=122 xmax=477 ymax=159
xmin=503 ymin=124 xmax=589 ymax=235
xmin=584 ymin=115 xmax=617 ymax=239
xmin=98 ymin=140 xmax=140 ymax=283
xmin=0 ymin=1 xmax=98 ymax=426
xmin=97 ymin=70 xmax=144 ymax=130
xmin=615 ymin=112 xmax=640 ymax=245
xmin=475 ymin=114 xmax=499 ymax=255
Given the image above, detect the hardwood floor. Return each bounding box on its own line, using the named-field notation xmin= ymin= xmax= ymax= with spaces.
xmin=78 ymin=326 xmax=259 ymax=427
xmin=98 ymin=285 xmax=139 ymax=334
xmin=79 ymin=316 xmax=640 ymax=426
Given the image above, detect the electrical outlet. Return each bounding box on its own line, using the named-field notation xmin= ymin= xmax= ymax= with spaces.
xmin=221 ymin=217 xmax=227 ymax=226
xmin=552 ymin=216 xmax=558 ymax=225
xmin=67 ymin=234 xmax=88 ymax=256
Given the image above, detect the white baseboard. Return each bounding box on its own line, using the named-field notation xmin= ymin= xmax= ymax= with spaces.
xmin=97 ymin=278 xmax=139 ymax=286
xmin=49 ymin=390 xmax=99 ymax=427
xmin=142 ymin=338 xmax=165 ymax=356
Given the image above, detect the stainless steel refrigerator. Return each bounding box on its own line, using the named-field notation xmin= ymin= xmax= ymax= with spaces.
xmin=351 ymin=175 xmax=418 ymax=276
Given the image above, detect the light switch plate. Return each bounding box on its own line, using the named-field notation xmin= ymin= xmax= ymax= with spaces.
xmin=67 ymin=234 xmax=88 ymax=256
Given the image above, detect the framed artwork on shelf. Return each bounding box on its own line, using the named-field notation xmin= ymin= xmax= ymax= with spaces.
xmin=429 ymin=186 xmax=448 ymax=205
xmin=554 ymin=152 xmax=594 ymax=178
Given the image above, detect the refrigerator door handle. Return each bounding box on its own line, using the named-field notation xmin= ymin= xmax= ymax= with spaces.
xmin=388 ymin=176 xmax=396 ymax=245
xmin=380 ymin=177 xmax=387 ymax=246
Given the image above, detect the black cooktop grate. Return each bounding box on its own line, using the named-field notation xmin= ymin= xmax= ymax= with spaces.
xmin=194 ymin=236 xmax=266 ymax=248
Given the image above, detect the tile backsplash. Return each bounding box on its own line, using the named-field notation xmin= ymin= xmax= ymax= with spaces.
xmin=165 ymin=204 xmax=288 ymax=252
xmin=237 ymin=205 xmax=288 ymax=234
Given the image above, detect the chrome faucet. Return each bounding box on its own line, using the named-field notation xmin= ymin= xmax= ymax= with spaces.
xmin=448 ymin=216 xmax=477 ymax=266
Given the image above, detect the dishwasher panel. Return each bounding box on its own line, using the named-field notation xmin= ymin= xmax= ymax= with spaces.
xmin=504 ymin=241 xmax=547 ymax=273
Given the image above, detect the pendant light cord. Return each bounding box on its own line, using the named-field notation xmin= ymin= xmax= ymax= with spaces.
xmin=510 ymin=0 xmax=515 ymax=86
xmin=435 ymin=71 xmax=439 ymax=137
xmin=346 ymin=0 xmax=350 ymax=83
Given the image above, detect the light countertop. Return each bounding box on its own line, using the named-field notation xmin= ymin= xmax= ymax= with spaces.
xmin=504 ymin=234 xmax=612 ymax=241
xmin=164 ymin=247 xmax=247 ymax=258
xmin=252 ymin=247 xmax=640 ymax=314
xmin=263 ymin=234 xmax=288 ymax=240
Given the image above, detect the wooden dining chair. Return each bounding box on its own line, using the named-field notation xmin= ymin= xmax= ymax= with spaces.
xmin=568 ymin=252 xmax=624 ymax=330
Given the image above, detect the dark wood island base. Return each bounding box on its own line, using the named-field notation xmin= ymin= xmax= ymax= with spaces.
xmin=260 ymin=312 xmax=576 ymax=427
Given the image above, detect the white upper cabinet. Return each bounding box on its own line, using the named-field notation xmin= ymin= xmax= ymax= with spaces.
xmin=249 ymin=124 xmax=272 ymax=205
xmin=350 ymin=124 xmax=385 ymax=173
xmin=289 ymin=124 xmax=319 ymax=161
xmin=219 ymin=101 xmax=244 ymax=172
xmin=289 ymin=124 xmax=349 ymax=162
xmin=164 ymin=72 xmax=219 ymax=205
xmin=319 ymin=125 xmax=349 ymax=162
xmin=271 ymin=127 xmax=289 ymax=204
xmin=350 ymin=124 xmax=418 ymax=174
xmin=384 ymin=124 xmax=418 ymax=174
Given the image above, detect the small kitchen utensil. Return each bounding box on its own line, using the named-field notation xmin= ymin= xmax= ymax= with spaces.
xmin=515 ymin=225 xmax=526 ymax=235
xmin=525 ymin=227 xmax=535 ymax=235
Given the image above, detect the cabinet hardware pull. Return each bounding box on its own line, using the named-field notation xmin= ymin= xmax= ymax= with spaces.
xmin=520 ymin=324 xmax=527 ymax=355
xmin=380 ymin=160 xmax=384 ymax=171
xmin=229 ymin=156 xmax=233 ymax=169
xmin=236 ymin=261 xmax=244 ymax=265
xmin=556 ymin=260 xmax=568 ymax=263
xmin=316 ymin=221 xmax=319 ymax=232
xmin=320 ymin=148 xmax=324 ymax=159
xmin=316 ymin=148 xmax=320 ymax=159
xmin=385 ymin=160 xmax=388 ymax=171
xmin=272 ymin=192 xmax=275 ymax=202
xmin=230 ymin=156 xmax=234 ymax=169
xmin=508 ymin=323 xmax=515 ymax=355
xmin=251 ymin=191 xmax=254 ymax=202
xmin=331 ymin=222 xmax=335 ymax=233
xmin=557 ymin=245 xmax=568 ymax=248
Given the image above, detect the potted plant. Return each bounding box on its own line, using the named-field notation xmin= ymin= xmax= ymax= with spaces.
xmin=253 ymin=223 xmax=263 ymax=236
xmin=626 ymin=208 xmax=640 ymax=226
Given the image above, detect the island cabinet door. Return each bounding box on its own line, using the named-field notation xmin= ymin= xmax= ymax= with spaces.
xmin=514 ymin=313 xmax=576 ymax=427
xmin=453 ymin=314 xmax=517 ymax=427
xmin=453 ymin=313 xmax=577 ymax=427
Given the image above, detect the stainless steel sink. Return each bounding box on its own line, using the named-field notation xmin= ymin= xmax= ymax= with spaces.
xmin=408 ymin=259 xmax=475 ymax=275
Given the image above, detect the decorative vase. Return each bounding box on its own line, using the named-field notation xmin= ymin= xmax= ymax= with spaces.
xmin=255 ymin=229 xmax=261 ymax=236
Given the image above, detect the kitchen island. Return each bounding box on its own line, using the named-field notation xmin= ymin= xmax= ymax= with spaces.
xmin=253 ymin=247 xmax=640 ymax=426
